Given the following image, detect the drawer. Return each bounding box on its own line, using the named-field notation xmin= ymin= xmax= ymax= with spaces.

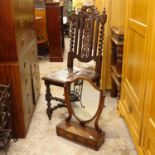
xmin=31 ymin=63 xmax=39 ymax=76
xmin=23 ymin=92 xmax=34 ymax=129
xmin=31 ymin=46 xmax=38 ymax=59
xmin=14 ymin=0 xmax=27 ymax=14
xmin=19 ymin=54 xmax=31 ymax=76
xmin=28 ymin=29 xmax=36 ymax=41
xmin=21 ymin=75 xmax=32 ymax=94
xmin=32 ymin=73 xmax=40 ymax=87
xmin=33 ymin=83 xmax=40 ymax=104
xmin=26 ymin=0 xmax=34 ymax=15
xmin=123 ymin=85 xmax=141 ymax=141
xmin=22 ymin=91 xmax=33 ymax=114
xmin=16 ymin=33 xmax=29 ymax=55
xmin=15 ymin=14 xmax=35 ymax=38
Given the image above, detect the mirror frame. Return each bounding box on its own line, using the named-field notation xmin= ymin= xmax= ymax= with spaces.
xmin=64 ymin=76 xmax=105 ymax=132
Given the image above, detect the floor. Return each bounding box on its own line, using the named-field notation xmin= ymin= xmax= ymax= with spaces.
xmin=1 ymin=38 xmax=137 ymax=155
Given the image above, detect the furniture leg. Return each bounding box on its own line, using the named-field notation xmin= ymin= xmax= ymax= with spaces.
xmin=45 ymin=81 xmax=52 ymax=120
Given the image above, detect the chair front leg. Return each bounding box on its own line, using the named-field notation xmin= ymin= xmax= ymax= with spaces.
xmin=45 ymin=81 xmax=52 ymax=120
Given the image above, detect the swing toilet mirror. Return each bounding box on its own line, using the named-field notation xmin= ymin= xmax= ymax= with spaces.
xmin=56 ymin=77 xmax=105 ymax=150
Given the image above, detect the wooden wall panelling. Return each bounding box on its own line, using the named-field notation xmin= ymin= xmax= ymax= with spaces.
xmin=30 ymin=43 xmax=41 ymax=103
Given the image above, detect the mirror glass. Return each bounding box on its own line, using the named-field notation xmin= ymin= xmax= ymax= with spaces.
xmin=69 ymin=79 xmax=100 ymax=121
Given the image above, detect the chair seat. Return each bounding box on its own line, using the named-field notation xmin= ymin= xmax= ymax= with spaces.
xmin=42 ymin=67 xmax=100 ymax=86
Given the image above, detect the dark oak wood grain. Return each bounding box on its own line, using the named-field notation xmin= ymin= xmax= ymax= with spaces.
xmin=57 ymin=121 xmax=105 ymax=150
xmin=0 ymin=0 xmax=40 ymax=137
xmin=42 ymin=5 xmax=107 ymax=120
xmin=56 ymin=77 xmax=105 ymax=150
xmin=110 ymin=26 xmax=124 ymax=98
xmin=45 ymin=2 xmax=64 ymax=62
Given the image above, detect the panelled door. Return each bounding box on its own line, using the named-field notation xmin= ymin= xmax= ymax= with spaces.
xmin=141 ymin=4 xmax=155 ymax=154
xmin=119 ymin=0 xmax=150 ymax=145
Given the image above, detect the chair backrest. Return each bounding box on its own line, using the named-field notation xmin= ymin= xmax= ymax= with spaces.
xmin=67 ymin=5 xmax=107 ymax=75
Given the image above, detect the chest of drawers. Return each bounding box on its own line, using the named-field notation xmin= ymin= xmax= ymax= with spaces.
xmin=0 ymin=0 xmax=40 ymax=137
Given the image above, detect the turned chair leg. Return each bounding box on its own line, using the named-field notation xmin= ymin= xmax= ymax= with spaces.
xmin=45 ymin=81 xmax=52 ymax=120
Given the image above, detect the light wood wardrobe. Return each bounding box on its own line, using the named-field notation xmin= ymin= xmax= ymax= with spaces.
xmin=118 ymin=0 xmax=155 ymax=154
xmin=96 ymin=0 xmax=155 ymax=154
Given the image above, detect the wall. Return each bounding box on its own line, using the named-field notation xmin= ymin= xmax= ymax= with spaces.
xmin=95 ymin=0 xmax=125 ymax=90
xmin=111 ymin=0 xmax=125 ymax=27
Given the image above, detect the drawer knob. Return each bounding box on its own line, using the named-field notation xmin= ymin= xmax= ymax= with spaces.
xmin=20 ymin=20 xmax=24 ymax=28
xmin=27 ymin=94 xmax=30 ymax=99
xmin=21 ymin=38 xmax=25 ymax=46
xmin=25 ymin=78 xmax=28 ymax=84
xmin=18 ymin=2 xmax=22 ymax=8
xmin=28 ymin=107 xmax=31 ymax=114
xmin=128 ymin=105 xmax=132 ymax=113
xmin=24 ymin=62 xmax=27 ymax=68
xmin=31 ymin=31 xmax=34 ymax=38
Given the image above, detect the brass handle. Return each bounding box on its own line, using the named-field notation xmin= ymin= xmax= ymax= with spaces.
xmin=25 ymin=78 xmax=28 ymax=84
xmin=20 ymin=20 xmax=24 ymax=28
xmin=18 ymin=1 xmax=22 ymax=8
xmin=128 ymin=105 xmax=132 ymax=113
xmin=34 ymin=63 xmax=36 ymax=68
xmin=24 ymin=62 xmax=27 ymax=68
xmin=27 ymin=94 xmax=30 ymax=100
xmin=28 ymin=107 xmax=31 ymax=114
xmin=31 ymin=31 xmax=34 ymax=38
xmin=33 ymin=50 xmax=35 ymax=56
xmin=21 ymin=38 xmax=25 ymax=46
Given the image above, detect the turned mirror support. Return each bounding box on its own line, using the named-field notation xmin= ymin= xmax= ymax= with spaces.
xmin=56 ymin=77 xmax=105 ymax=150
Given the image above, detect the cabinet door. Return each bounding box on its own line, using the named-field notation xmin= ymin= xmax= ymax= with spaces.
xmin=141 ymin=7 xmax=155 ymax=154
xmin=119 ymin=0 xmax=151 ymax=145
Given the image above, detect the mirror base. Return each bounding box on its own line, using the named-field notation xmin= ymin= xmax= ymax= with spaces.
xmin=56 ymin=121 xmax=105 ymax=151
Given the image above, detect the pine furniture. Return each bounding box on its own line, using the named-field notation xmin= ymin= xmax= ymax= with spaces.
xmin=119 ymin=0 xmax=155 ymax=154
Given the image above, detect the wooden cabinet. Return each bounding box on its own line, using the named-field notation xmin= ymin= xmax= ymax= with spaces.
xmin=35 ymin=8 xmax=48 ymax=45
xmin=110 ymin=27 xmax=124 ymax=98
xmin=119 ymin=0 xmax=155 ymax=154
xmin=140 ymin=2 xmax=155 ymax=154
xmin=45 ymin=2 xmax=64 ymax=62
xmin=0 ymin=0 xmax=40 ymax=138
xmin=141 ymin=32 xmax=155 ymax=155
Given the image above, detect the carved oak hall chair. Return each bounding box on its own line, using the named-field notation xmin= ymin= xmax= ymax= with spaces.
xmin=42 ymin=5 xmax=107 ymax=120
